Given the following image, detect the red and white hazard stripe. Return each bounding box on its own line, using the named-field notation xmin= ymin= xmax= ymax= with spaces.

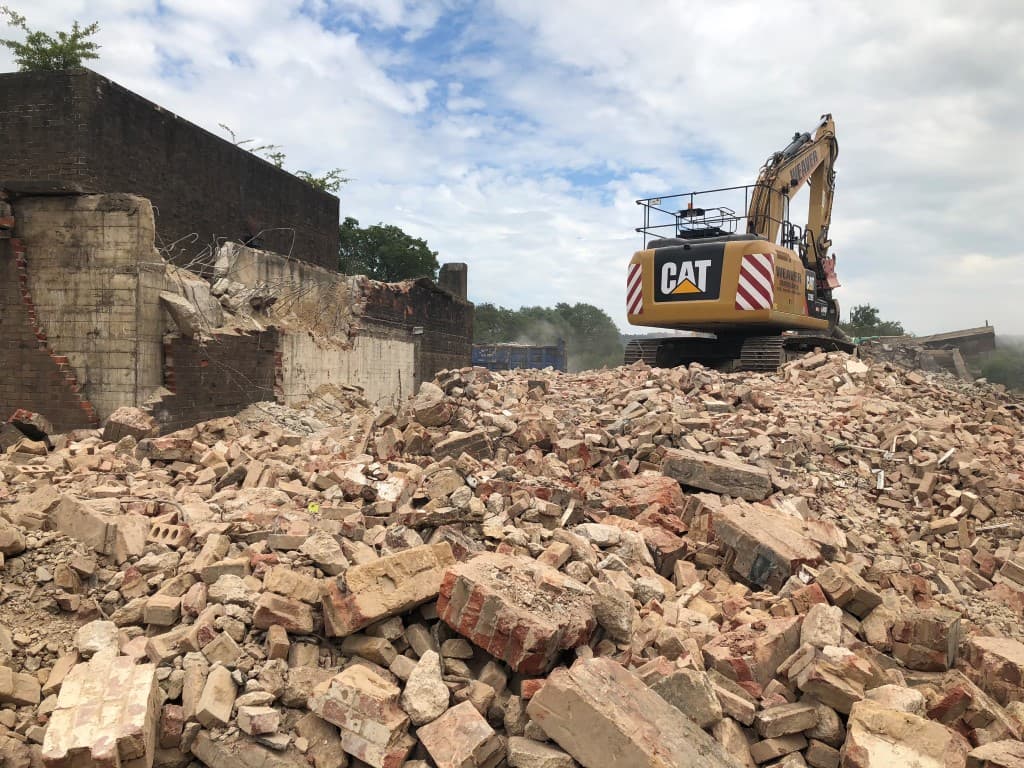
xmin=735 ymin=253 xmax=775 ymax=311
xmin=627 ymin=262 xmax=643 ymax=315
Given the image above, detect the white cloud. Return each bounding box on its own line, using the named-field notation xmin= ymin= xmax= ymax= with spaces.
xmin=1 ymin=0 xmax=1022 ymax=338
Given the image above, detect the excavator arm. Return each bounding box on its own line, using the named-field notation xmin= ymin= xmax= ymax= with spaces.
xmin=746 ymin=114 xmax=838 ymax=281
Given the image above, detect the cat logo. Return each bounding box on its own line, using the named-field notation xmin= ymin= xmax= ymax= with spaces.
xmin=654 ymin=250 xmax=723 ymax=302
xmin=661 ymin=259 xmax=711 ymax=295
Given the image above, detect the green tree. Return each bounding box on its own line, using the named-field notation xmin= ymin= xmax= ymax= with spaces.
xmin=338 ymin=217 xmax=439 ymax=281
xmin=0 ymin=6 xmax=100 ymax=71
xmin=840 ymin=303 xmax=906 ymax=339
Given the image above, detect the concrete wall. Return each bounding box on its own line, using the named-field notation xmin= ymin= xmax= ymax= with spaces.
xmin=0 ymin=238 xmax=97 ymax=429
xmin=279 ymin=330 xmax=416 ymax=408
xmin=0 ymin=69 xmax=339 ymax=270
xmin=13 ymin=194 xmax=167 ymax=420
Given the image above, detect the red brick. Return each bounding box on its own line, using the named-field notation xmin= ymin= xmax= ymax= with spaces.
xmin=437 ymin=553 xmax=596 ymax=675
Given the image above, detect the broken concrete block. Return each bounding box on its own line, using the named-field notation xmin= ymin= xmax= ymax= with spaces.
xmin=412 ymin=382 xmax=453 ymax=427
xmin=0 ymin=521 xmax=25 ymax=556
xmin=650 ymin=668 xmax=723 ymax=729
xmin=864 ymin=684 xmax=926 ymax=716
xmin=49 ymin=495 xmax=150 ymax=564
xmin=263 ymin=566 xmax=323 ymax=604
xmin=307 ymin=665 xmax=414 ymax=768
xmin=195 ymin=665 xmax=236 ymax=728
xmin=801 ymin=603 xmax=844 ymax=649
xmin=0 ymin=666 xmax=41 ymax=706
xmin=507 ymin=737 xmax=576 ymax=768
xmin=41 ymin=654 xmax=160 ymax=768
xmin=967 ymin=741 xmax=1024 ymax=768
xmin=756 ymin=701 xmax=819 ymax=739
xmin=322 ymin=542 xmax=455 ymax=637
xmin=662 ymin=447 xmax=772 ymax=501
xmin=841 ymin=699 xmax=969 ymax=767
xmin=103 ymin=406 xmax=159 ymax=442
xmin=399 ymin=650 xmax=449 ymax=726
xmin=190 ymin=731 xmax=305 ymax=768
xmin=527 ymin=656 xmax=741 ymax=768
xmin=75 ymin=620 xmax=120 ymax=658
xmin=159 ymin=291 xmax=204 ymax=338
xmin=438 ymin=552 xmax=597 ymax=674
xmin=237 ymin=705 xmax=281 ymax=736
xmin=416 ymin=701 xmax=503 ymax=768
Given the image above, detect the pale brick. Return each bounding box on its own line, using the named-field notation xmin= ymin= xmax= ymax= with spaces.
xmin=41 ymin=654 xmax=160 ymax=768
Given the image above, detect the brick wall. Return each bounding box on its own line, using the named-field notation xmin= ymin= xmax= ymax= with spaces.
xmin=0 ymin=238 xmax=97 ymax=430
xmin=0 ymin=69 xmax=339 ymax=270
xmin=362 ymin=279 xmax=473 ymax=384
xmin=151 ymin=329 xmax=279 ymax=433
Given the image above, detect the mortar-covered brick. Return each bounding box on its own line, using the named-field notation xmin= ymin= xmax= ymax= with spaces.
xmin=321 ymin=542 xmax=455 ymax=637
xmin=437 ymin=552 xmax=597 ymax=674
xmin=307 ymin=665 xmax=414 ymax=768
xmin=41 ymin=653 xmax=160 ymax=768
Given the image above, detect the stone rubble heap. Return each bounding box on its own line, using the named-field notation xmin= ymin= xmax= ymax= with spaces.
xmin=1 ymin=352 xmax=1023 ymax=768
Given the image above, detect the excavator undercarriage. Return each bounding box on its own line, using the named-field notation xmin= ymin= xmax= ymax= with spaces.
xmin=624 ymin=332 xmax=855 ymax=372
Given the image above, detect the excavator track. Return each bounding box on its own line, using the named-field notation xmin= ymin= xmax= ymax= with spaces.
xmin=738 ymin=336 xmax=786 ymax=371
xmin=624 ymin=333 xmax=856 ymax=372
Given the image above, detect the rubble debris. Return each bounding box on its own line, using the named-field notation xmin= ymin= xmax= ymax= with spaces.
xmin=0 ymin=351 xmax=1021 ymax=768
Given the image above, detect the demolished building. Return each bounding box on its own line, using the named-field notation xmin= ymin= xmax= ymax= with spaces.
xmin=0 ymin=70 xmax=473 ymax=432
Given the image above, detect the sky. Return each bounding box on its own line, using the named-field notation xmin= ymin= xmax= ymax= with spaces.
xmin=3 ymin=0 xmax=1023 ymax=335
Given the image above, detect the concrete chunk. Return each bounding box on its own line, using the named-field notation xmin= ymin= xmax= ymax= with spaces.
xmin=841 ymin=699 xmax=969 ymax=767
xmin=662 ymin=447 xmax=772 ymax=501
xmin=527 ymin=656 xmax=741 ymax=768
xmin=416 ymin=701 xmax=503 ymax=768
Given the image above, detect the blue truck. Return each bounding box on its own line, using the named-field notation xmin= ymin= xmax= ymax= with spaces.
xmin=472 ymin=340 xmax=567 ymax=372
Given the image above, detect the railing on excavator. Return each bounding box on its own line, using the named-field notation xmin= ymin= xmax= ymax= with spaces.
xmin=635 ymin=183 xmax=805 ymax=255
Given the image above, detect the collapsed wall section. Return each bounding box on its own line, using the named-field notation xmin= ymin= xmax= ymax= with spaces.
xmin=362 ymin=278 xmax=474 ymax=384
xmin=151 ymin=329 xmax=280 ymax=433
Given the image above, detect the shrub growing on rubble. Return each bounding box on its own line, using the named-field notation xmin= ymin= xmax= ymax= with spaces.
xmin=0 ymin=6 xmax=100 ymax=71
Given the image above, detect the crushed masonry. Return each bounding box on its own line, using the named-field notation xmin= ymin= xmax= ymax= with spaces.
xmin=0 ymin=352 xmax=1022 ymax=768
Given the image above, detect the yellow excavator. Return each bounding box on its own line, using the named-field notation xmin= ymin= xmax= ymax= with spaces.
xmin=625 ymin=113 xmax=854 ymax=370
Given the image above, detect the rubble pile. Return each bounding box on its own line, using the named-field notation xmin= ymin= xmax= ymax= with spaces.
xmin=1 ymin=351 xmax=1023 ymax=768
